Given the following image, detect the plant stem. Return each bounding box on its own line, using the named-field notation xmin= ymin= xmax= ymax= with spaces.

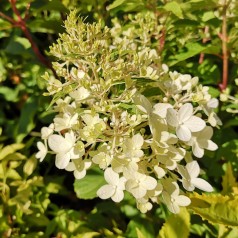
xmin=199 ymin=26 xmax=209 ymax=64
xmin=219 ymin=0 xmax=229 ymax=91
xmin=0 ymin=1 xmax=58 ymax=78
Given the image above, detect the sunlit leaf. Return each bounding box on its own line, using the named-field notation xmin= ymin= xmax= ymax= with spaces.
xmin=222 ymin=163 xmax=237 ymax=194
xmin=189 ymin=193 xmax=238 ymax=226
xmin=0 ymin=86 xmax=19 ymax=102
xmin=76 ymin=232 xmax=101 ymax=238
xmin=163 ymin=1 xmax=184 ymax=19
xmin=74 ymin=167 xmax=105 ymax=199
xmin=0 ymin=143 xmax=25 ymax=160
xmin=6 ymin=168 xmax=22 ymax=180
xmin=107 ymin=0 xmax=145 ymax=13
xmin=157 ymin=207 xmax=190 ymax=238
xmin=125 ymin=218 xmax=155 ymax=238
xmin=23 ymin=155 xmax=37 ymax=177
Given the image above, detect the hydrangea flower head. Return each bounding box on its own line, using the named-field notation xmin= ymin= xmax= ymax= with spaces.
xmin=36 ymin=11 xmax=220 ymax=214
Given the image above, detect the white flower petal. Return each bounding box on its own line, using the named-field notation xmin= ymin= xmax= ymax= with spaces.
xmin=143 ymin=176 xmax=157 ymax=190
xmin=176 ymin=195 xmax=191 ymax=207
xmin=162 ymin=192 xmax=180 ymax=214
xmin=182 ymin=180 xmax=195 ymax=191
xmin=133 ymin=94 xmax=152 ymax=114
xmin=168 ymin=202 xmax=180 ymax=214
xmin=177 ymin=125 xmax=191 ymax=141
xmin=84 ymin=161 xmax=92 ymax=169
xmin=41 ymin=124 xmax=54 ymax=139
xmin=186 ymin=161 xmax=200 ymax=178
xmin=70 ymin=87 xmax=90 ymax=101
xmin=207 ymin=98 xmax=219 ymax=108
xmin=111 ymin=190 xmax=124 ymax=202
xmin=153 ymin=103 xmax=173 ymax=118
xmin=97 ymin=185 xmax=115 ymax=199
xmin=192 ymin=142 xmax=204 ymax=158
xmin=65 ymin=162 xmax=76 ymax=171
xmin=177 ymin=164 xmax=189 ymax=179
xmin=185 ymin=116 xmax=206 ymax=132
xmin=132 ymin=134 xmax=144 ymax=148
xmin=104 ymin=168 xmax=119 ymax=185
xmin=48 ymin=134 xmax=72 ymax=153
xmin=206 ymin=140 xmax=218 ymax=151
xmin=200 ymin=126 xmax=213 ymax=139
xmin=65 ymin=131 xmax=76 ymax=144
xmin=55 ymin=153 xmax=71 ymax=169
xmin=166 ymin=108 xmax=178 ymax=127
xmin=178 ymin=103 xmax=193 ymax=122
xmin=36 ymin=141 xmax=47 ymax=162
xmin=74 ymin=169 xmax=86 ymax=179
xmin=192 ymin=178 xmax=213 ymax=192
xmin=170 ymin=182 xmax=180 ymax=197
xmin=154 ymin=166 xmax=166 ymax=178
xmin=126 ymin=180 xmax=146 ymax=199
xmin=131 ymin=187 xmax=147 ymax=199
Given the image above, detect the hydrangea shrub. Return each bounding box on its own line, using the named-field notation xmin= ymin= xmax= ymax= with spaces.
xmin=36 ymin=11 xmax=221 ymax=214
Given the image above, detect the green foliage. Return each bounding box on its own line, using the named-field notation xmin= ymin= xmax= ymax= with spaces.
xmin=74 ymin=168 xmax=105 ymax=199
xmin=158 ymin=208 xmax=190 ymax=238
xmin=189 ymin=193 xmax=238 ymax=227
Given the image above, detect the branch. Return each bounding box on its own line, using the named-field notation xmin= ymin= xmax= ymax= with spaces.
xmin=0 ymin=11 xmax=15 ymax=24
xmin=219 ymin=0 xmax=229 ymax=91
xmin=0 ymin=0 xmax=58 ymax=78
xmin=199 ymin=26 xmax=209 ymax=64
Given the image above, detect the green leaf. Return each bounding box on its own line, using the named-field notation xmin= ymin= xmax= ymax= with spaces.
xmin=169 ymin=43 xmax=206 ymax=66
xmin=125 ymin=218 xmax=155 ymax=238
xmin=31 ymin=0 xmax=68 ymax=12
xmin=189 ymin=193 xmax=238 ymax=227
xmin=74 ymin=167 xmax=105 ymax=199
xmin=136 ymin=227 xmax=147 ymax=238
xmin=5 ymin=36 xmax=32 ymax=56
xmin=28 ymin=19 xmax=64 ymax=34
xmin=157 ymin=208 xmax=190 ymax=238
xmin=76 ymin=232 xmax=101 ymax=238
xmin=218 ymin=225 xmax=238 ymax=238
xmin=222 ymin=163 xmax=238 ymax=194
xmin=0 ymin=86 xmax=19 ymax=102
xmin=107 ymin=0 xmax=145 ymax=13
xmin=25 ymin=213 xmax=50 ymax=227
xmin=16 ymin=96 xmax=38 ymax=142
xmin=202 ymin=11 xmax=216 ymax=22
xmin=107 ymin=0 xmax=127 ymax=10
xmin=163 ymin=1 xmax=184 ymax=19
xmin=208 ymin=87 xmax=220 ymax=98
xmin=0 ymin=143 xmax=25 ymax=160
xmin=6 ymin=168 xmax=22 ymax=180
xmin=23 ymin=155 xmax=37 ymax=177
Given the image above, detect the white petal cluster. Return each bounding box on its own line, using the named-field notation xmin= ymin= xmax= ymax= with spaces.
xmin=166 ymin=103 xmax=206 ymax=141
xmin=177 ymin=161 xmax=213 ymax=192
xmin=37 ymin=12 xmax=221 ymax=214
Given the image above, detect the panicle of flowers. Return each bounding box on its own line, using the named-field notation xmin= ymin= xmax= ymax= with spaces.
xmin=37 ymin=11 xmax=221 ymax=214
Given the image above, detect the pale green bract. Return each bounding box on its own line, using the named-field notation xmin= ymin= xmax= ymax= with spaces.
xmin=36 ymin=10 xmax=221 ymax=214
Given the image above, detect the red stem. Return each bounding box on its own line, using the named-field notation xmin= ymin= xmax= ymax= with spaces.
xmin=219 ymin=1 xmax=229 ymax=91
xmin=0 ymin=11 xmax=15 ymax=24
xmin=159 ymin=28 xmax=166 ymax=53
xmin=0 ymin=1 xmax=57 ymax=78
xmin=199 ymin=26 xmax=209 ymax=64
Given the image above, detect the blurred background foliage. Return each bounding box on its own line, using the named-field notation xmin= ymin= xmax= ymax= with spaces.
xmin=0 ymin=0 xmax=238 ymax=237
